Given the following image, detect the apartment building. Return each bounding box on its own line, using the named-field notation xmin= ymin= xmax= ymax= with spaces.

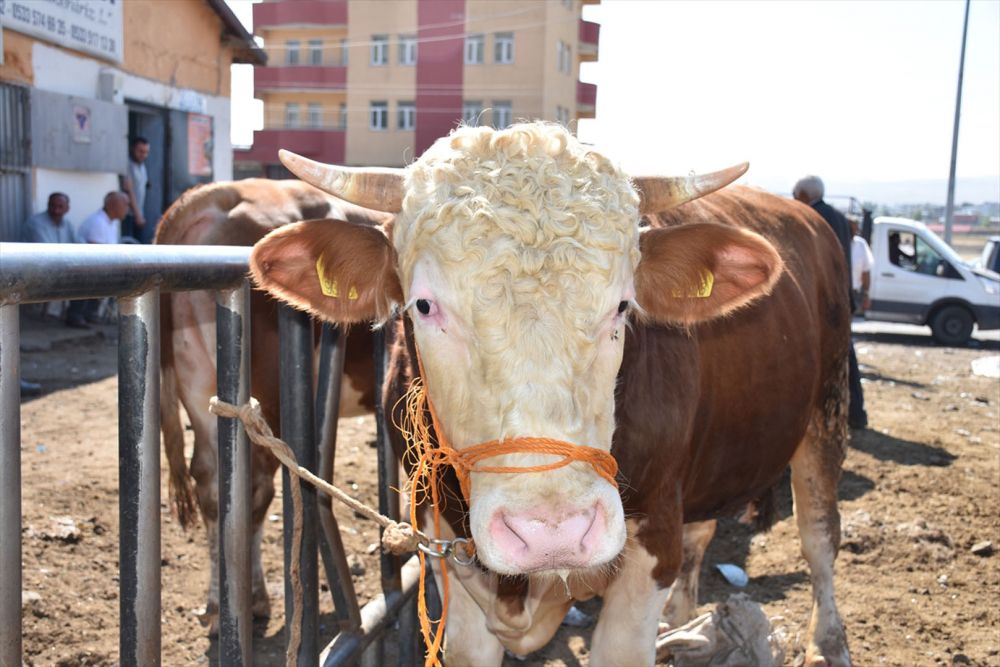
xmin=237 ymin=0 xmax=600 ymax=175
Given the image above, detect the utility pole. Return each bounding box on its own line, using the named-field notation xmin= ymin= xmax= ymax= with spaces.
xmin=944 ymin=0 xmax=970 ymax=247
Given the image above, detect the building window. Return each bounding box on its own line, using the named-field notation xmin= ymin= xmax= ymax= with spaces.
xmin=309 ymin=39 xmax=323 ymax=66
xmin=308 ymin=103 xmax=322 ymax=129
xmin=562 ymin=0 xmax=573 ymax=8
xmin=492 ymin=101 xmax=512 ymax=129
xmin=564 ymin=45 xmax=572 ymax=74
xmin=465 ymin=34 xmax=484 ymax=65
xmin=342 ymin=38 xmax=349 ymax=66
xmin=370 ymin=101 xmax=388 ymax=131
xmin=339 ymin=102 xmax=347 ymax=129
xmin=557 ymin=40 xmax=564 ymax=73
xmin=285 ymin=102 xmax=300 ymax=128
xmin=286 ymin=40 xmax=300 ymax=66
xmin=463 ymin=101 xmax=483 ymax=126
xmin=399 ymin=34 xmax=417 ymax=65
xmin=397 ymin=101 xmax=416 ymax=130
xmin=371 ymin=35 xmax=389 ymax=66
xmin=494 ymin=32 xmax=514 ymax=64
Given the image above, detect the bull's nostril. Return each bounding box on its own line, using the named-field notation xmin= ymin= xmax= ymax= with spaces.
xmin=502 ymin=515 xmax=529 ymax=549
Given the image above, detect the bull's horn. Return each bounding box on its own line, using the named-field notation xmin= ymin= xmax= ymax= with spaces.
xmin=278 ymin=149 xmax=406 ymax=213
xmin=634 ymin=162 xmax=749 ymax=214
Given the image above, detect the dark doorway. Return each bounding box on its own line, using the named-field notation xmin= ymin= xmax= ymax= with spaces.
xmin=127 ymin=103 xmax=167 ymax=243
xmin=126 ymin=103 xmax=214 ymax=243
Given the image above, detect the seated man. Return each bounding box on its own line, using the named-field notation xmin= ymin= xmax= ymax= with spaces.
xmin=20 ymin=193 xmax=90 ymax=329
xmin=75 ymin=192 xmax=131 ymax=323
xmin=79 ymin=192 xmax=129 ymax=245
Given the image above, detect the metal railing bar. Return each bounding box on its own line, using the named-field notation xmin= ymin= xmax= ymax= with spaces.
xmin=315 ymin=324 xmax=365 ymax=632
xmin=0 ymin=243 xmax=252 ymax=305
xmin=217 ymin=282 xmax=253 ymax=665
xmin=279 ymin=304 xmax=320 ymax=664
xmin=320 ymin=555 xmax=422 ymax=667
xmin=0 ymin=303 xmax=22 ymax=665
xmin=118 ymin=289 xmax=162 ymax=666
xmin=374 ymin=325 xmax=402 ymax=593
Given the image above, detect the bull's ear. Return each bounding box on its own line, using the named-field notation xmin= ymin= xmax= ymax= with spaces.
xmin=635 ymin=223 xmax=782 ymax=325
xmin=250 ymin=219 xmax=404 ymax=324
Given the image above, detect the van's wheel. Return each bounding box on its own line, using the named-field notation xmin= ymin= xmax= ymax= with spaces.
xmin=931 ymin=305 xmax=974 ymax=346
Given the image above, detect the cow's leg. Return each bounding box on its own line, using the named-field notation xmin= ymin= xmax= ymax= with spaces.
xmin=426 ymin=559 xmax=505 ymax=667
xmin=590 ymin=527 xmax=673 ymax=666
xmin=790 ymin=406 xmax=852 ymax=667
xmin=188 ymin=418 xmax=222 ymax=636
xmin=660 ymin=519 xmax=716 ymax=629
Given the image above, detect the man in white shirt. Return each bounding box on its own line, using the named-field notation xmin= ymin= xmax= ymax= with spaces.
xmin=75 ymin=192 xmax=130 ymax=324
xmin=79 ymin=192 xmax=129 ymax=245
xmin=849 ymin=216 xmax=875 ymax=314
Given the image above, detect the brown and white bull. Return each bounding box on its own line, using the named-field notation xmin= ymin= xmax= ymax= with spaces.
xmin=154 ymin=179 xmax=383 ymax=633
xmin=250 ymin=122 xmax=852 ymax=666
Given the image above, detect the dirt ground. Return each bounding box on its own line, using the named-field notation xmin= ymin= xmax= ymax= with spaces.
xmin=15 ymin=313 xmax=1000 ymax=667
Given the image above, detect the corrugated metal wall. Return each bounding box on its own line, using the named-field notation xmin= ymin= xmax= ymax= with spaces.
xmin=0 ymin=83 xmax=32 ymax=243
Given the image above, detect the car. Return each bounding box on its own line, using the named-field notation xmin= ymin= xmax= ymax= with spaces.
xmin=863 ymin=217 xmax=1000 ymax=345
xmin=977 ymin=235 xmax=1000 ymax=274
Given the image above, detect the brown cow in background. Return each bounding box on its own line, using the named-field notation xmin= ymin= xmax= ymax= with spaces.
xmin=154 ymin=179 xmax=382 ymax=633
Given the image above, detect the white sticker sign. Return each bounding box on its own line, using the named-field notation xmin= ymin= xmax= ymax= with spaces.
xmin=0 ymin=0 xmax=123 ymax=63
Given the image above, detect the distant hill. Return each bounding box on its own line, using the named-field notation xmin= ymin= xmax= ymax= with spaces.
xmin=755 ymin=176 xmax=1000 ymax=207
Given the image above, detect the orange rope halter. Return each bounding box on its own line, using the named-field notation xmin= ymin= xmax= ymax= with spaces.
xmin=398 ymin=347 xmax=619 ymax=667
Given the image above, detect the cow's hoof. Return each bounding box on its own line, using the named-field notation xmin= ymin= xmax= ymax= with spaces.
xmin=252 ymin=590 xmax=271 ymax=619
xmin=197 ymin=602 xmax=220 ymax=638
xmin=804 ymin=647 xmax=852 ymax=667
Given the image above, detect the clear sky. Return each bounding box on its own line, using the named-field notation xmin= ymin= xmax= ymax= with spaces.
xmin=227 ymin=0 xmax=1000 ymax=203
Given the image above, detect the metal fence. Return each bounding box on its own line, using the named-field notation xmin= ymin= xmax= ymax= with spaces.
xmin=0 ymin=243 xmax=427 ymax=666
xmin=0 ymin=83 xmax=32 ymax=243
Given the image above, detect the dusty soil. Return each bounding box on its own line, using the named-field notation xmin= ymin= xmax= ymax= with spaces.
xmin=16 ymin=315 xmax=1000 ymax=667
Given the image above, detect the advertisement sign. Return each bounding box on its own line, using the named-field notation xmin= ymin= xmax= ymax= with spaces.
xmin=187 ymin=113 xmax=213 ymax=177
xmin=0 ymin=0 xmax=124 ymax=63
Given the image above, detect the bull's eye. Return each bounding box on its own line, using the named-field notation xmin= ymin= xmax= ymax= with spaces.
xmin=618 ymin=301 xmax=628 ymax=314
xmin=416 ymin=299 xmax=432 ymax=316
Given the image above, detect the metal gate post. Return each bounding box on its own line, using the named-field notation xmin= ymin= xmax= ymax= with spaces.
xmin=217 ymin=282 xmax=252 ymax=665
xmin=0 ymin=303 xmax=22 ymax=665
xmin=316 ymin=324 xmax=364 ymax=630
xmin=279 ymin=304 xmax=319 ymax=664
xmin=118 ymin=289 xmax=162 ymax=666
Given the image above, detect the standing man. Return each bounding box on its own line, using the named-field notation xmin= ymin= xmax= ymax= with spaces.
xmin=793 ymin=175 xmax=868 ymax=430
xmin=123 ymin=137 xmax=150 ymax=242
xmin=849 ymin=215 xmax=875 ymax=315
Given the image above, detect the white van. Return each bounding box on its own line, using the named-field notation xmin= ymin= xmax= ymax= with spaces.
xmin=864 ymin=217 xmax=1000 ymax=345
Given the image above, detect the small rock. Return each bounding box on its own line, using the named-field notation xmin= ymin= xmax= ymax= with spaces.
xmin=348 ymin=554 xmax=366 ymax=577
xmin=21 ymin=591 xmax=41 ymax=608
xmin=952 ymin=654 xmax=970 ymax=665
xmin=943 ymin=404 xmax=959 ymax=412
xmin=267 ymin=514 xmax=279 ymax=522
xmin=971 ymin=541 xmax=993 ymax=557
xmin=954 ymin=429 xmax=971 ymax=437
xmin=911 ymin=392 xmax=930 ymax=400
xmin=365 ymin=542 xmax=379 ymax=555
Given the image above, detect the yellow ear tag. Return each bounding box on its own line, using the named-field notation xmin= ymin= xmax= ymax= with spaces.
xmin=348 ymin=286 xmax=359 ymax=300
xmin=672 ymin=269 xmax=714 ymax=298
xmin=316 ymin=255 xmax=339 ymax=298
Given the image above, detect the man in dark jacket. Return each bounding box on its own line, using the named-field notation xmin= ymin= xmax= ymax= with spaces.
xmin=794 ymin=175 xmax=868 ymax=429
